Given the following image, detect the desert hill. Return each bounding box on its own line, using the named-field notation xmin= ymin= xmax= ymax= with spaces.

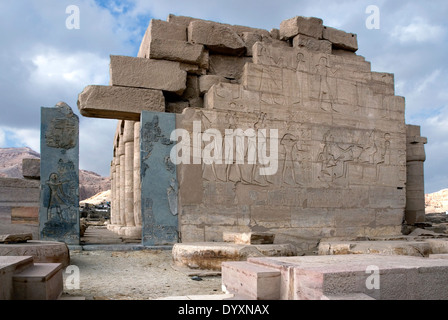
xmin=0 ymin=147 xmax=110 ymax=201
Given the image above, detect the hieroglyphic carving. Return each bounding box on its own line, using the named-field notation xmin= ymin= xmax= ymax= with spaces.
xmin=316 ymin=129 xmax=393 ymax=185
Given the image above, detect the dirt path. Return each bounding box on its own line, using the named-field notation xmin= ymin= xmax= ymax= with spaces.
xmin=62 ymin=249 xmax=223 ymax=300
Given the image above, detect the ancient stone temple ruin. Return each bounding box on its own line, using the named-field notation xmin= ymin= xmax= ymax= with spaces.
xmin=78 ymin=14 xmax=427 ymax=253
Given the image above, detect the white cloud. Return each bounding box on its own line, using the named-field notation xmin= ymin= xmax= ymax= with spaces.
xmin=0 ymin=129 xmax=5 ymax=147
xmin=27 ymin=47 xmax=109 ymax=90
xmin=390 ymin=18 xmax=445 ymax=43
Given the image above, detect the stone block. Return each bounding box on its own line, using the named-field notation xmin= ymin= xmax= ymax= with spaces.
xmin=13 ymin=263 xmax=63 ymax=300
xmin=233 ymin=232 xmax=275 ymax=245
xmin=292 ymin=34 xmax=332 ymax=54
xmin=110 ymin=55 xmax=187 ymax=95
xmin=188 ymin=20 xmax=246 ymax=55
xmin=241 ymin=32 xmax=262 ymax=56
xmin=0 ymin=256 xmax=34 ymax=300
xmin=199 ymin=75 xmax=231 ymax=95
xmin=149 ymin=38 xmax=209 ymax=68
xmin=221 ymin=261 xmax=281 ymax=300
xmin=22 ymin=159 xmax=40 ymax=180
xmin=204 ymin=82 xmax=261 ymax=113
xmin=322 ymin=26 xmax=358 ymax=52
xmin=78 ymin=85 xmax=165 ymax=121
xmin=208 ymin=54 xmax=251 ymax=80
xmin=0 ymin=178 xmax=39 ymax=207
xmin=279 ymin=16 xmax=324 ymax=40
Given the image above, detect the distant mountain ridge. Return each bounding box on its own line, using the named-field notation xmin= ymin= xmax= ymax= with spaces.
xmin=0 ymin=147 xmax=110 ymax=201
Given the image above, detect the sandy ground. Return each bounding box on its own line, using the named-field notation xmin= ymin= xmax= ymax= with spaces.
xmin=62 ymin=249 xmax=224 ymax=300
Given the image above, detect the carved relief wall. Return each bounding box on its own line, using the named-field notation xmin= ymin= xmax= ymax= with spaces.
xmin=176 ymin=42 xmax=406 ymax=252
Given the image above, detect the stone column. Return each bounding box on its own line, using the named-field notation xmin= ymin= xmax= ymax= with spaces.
xmin=133 ymin=121 xmax=142 ymax=234
xmin=405 ymin=125 xmax=428 ymax=225
xmin=113 ymin=149 xmax=121 ymax=233
xmin=39 ymin=102 xmax=79 ymax=244
xmin=109 ymin=158 xmax=116 ymax=226
xmin=118 ymin=128 xmax=126 ymax=232
xmin=123 ymin=120 xmax=140 ymax=238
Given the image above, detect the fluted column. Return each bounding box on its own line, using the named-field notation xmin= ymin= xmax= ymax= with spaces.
xmin=133 ymin=121 xmax=142 ymax=235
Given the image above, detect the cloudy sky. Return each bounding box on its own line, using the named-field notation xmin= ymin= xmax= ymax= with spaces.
xmin=0 ymin=0 xmax=446 ymax=193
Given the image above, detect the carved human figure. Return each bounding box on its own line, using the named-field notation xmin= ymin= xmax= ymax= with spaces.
xmin=46 ymin=173 xmax=69 ymax=221
xmin=316 ymin=56 xmax=337 ymax=112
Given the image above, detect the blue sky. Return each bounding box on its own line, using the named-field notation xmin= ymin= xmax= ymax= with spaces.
xmin=0 ymin=0 xmax=447 ymax=193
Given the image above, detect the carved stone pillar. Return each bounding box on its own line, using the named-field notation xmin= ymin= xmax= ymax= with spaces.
xmin=405 ymin=125 xmax=428 ymax=224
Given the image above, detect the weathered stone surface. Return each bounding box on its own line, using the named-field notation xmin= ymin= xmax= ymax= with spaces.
xmin=188 ymin=20 xmax=246 ymax=56
xmin=292 ymin=34 xmax=332 ymax=54
xmin=241 ymin=32 xmax=262 ymax=56
xmin=223 ymin=232 xmax=275 ymax=245
xmin=0 ymin=233 xmax=32 ymax=243
xmin=279 ymin=16 xmax=324 ymax=40
xmin=110 ymin=55 xmax=187 ymax=95
xmin=239 ymin=255 xmax=448 ymax=300
xmin=140 ymin=111 xmax=178 ymax=245
xmin=0 ymin=240 xmax=70 ymax=267
xmin=208 ymin=54 xmax=251 ymax=80
xmin=138 ymin=19 xmax=187 ymax=59
xmin=322 ymin=26 xmax=358 ymax=52
xmin=221 ymin=261 xmax=280 ymax=300
xmin=172 ymin=242 xmax=297 ymax=270
xmin=149 ymin=39 xmax=209 ymax=68
xmin=0 ymin=178 xmax=39 ymax=206
xmin=39 ymin=102 xmax=79 ymax=245
xmin=22 ymin=159 xmax=40 ymax=180
xmin=78 ymin=85 xmax=165 ymax=121
xmin=199 ymin=75 xmax=231 ymax=95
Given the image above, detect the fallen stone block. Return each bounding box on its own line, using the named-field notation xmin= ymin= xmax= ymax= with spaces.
xmin=188 ymin=20 xmax=246 ymax=56
xmin=22 ymin=159 xmax=40 ymax=180
xmin=110 ymin=55 xmax=187 ymax=95
xmin=223 ymin=232 xmax=275 ymax=245
xmin=149 ymin=38 xmax=209 ymax=68
xmin=0 ymin=233 xmax=32 ymax=244
xmin=292 ymin=34 xmax=332 ymax=54
xmin=78 ymin=85 xmax=165 ymax=121
xmin=172 ymin=242 xmax=296 ymax=271
xmin=322 ymin=26 xmax=358 ymax=52
xmin=221 ymin=261 xmax=280 ymax=300
xmin=279 ymin=16 xmax=324 ymax=40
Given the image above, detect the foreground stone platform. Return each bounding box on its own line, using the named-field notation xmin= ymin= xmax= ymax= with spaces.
xmin=222 ymin=254 xmax=448 ymax=300
xmin=0 ymin=240 xmax=70 ymax=267
xmin=172 ymin=242 xmax=297 ymax=271
xmin=318 ymin=237 xmax=448 ymax=257
xmin=0 ymin=256 xmax=63 ymax=300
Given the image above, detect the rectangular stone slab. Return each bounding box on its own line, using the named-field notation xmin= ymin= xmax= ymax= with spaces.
xmin=140 ymin=111 xmax=178 ymax=245
xmin=77 ymin=85 xmax=165 ymax=121
xmin=39 ymin=102 xmax=80 ymax=245
xmin=109 ymin=55 xmax=187 ymax=95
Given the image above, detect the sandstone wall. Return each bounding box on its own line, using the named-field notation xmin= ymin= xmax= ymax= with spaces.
xmin=78 ymin=14 xmax=426 ymax=252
